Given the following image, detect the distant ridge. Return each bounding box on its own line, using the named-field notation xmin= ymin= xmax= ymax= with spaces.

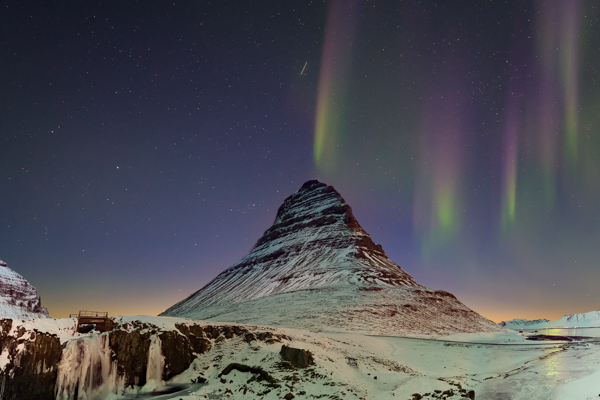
xmin=162 ymin=180 xmax=502 ymax=336
xmin=500 ymin=310 xmax=600 ymax=330
xmin=499 ymin=318 xmax=550 ymax=329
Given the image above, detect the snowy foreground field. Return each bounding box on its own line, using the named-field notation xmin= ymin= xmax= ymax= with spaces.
xmin=168 ymin=330 xmax=600 ymax=400
xmin=4 ymin=316 xmax=600 ymax=400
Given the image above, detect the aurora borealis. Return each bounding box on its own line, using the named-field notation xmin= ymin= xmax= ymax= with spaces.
xmin=313 ymin=0 xmax=600 ymax=321
xmin=1 ymin=1 xmax=600 ymax=322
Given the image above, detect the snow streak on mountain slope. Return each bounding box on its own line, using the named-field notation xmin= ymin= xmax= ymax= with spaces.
xmin=501 ymin=310 xmax=600 ymax=330
xmin=162 ymin=180 xmax=502 ymax=335
xmin=0 ymin=258 xmax=49 ymax=319
xmin=168 ymin=285 xmax=503 ymax=336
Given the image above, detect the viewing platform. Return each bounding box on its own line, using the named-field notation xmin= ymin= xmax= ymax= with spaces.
xmin=70 ymin=310 xmax=114 ymax=333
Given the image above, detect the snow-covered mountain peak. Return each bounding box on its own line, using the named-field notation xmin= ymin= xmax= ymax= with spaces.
xmin=162 ymin=180 xmax=501 ymax=335
xmin=0 ymin=257 xmax=49 ymax=319
xmin=262 ymin=180 xmax=362 ymax=234
xmin=254 ymin=180 xmax=373 ymax=252
xmin=250 ymin=179 xmax=407 ymax=279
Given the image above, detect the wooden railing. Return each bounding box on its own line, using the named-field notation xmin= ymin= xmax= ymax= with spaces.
xmin=71 ymin=310 xmax=108 ymax=318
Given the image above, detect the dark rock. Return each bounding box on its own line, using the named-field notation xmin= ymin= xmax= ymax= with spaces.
xmin=104 ymin=318 xmax=116 ymax=332
xmin=175 ymin=323 xmax=212 ymax=354
xmin=159 ymin=331 xmax=194 ymax=380
xmin=257 ymin=332 xmax=274 ymax=341
xmin=77 ymin=324 xmax=95 ymax=334
xmin=223 ymin=326 xmax=235 ymax=339
xmin=109 ymin=329 xmax=153 ymax=387
xmin=467 ymin=389 xmax=475 ymax=399
xmin=284 ymin=393 xmax=295 ymax=400
xmin=346 ymin=357 xmax=358 ymax=368
xmin=280 ymin=345 xmax=314 ymax=368
xmin=0 ymin=320 xmax=64 ymax=400
xmin=187 ymin=334 xmax=212 ymax=354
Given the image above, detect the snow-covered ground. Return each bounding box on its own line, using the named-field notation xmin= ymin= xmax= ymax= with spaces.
xmin=6 ymin=315 xmax=600 ymax=400
xmin=136 ymin=324 xmax=600 ymax=400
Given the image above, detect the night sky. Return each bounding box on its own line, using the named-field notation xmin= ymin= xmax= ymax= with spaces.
xmin=2 ymin=1 xmax=599 ymax=322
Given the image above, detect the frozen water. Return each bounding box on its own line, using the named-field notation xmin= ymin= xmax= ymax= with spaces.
xmin=55 ymin=333 xmax=124 ymax=400
xmin=144 ymin=334 xmax=165 ymax=390
xmin=525 ymin=327 xmax=600 ymax=338
xmin=477 ymin=342 xmax=600 ymax=400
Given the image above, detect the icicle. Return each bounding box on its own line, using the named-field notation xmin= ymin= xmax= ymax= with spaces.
xmin=55 ymin=333 xmax=124 ymax=400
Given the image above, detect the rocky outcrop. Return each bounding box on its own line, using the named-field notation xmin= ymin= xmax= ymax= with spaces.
xmin=161 ymin=180 xmax=502 ymax=336
xmin=280 ymin=345 xmax=314 ymax=368
xmin=0 ymin=258 xmax=49 ymax=319
xmin=0 ymin=319 xmax=64 ymax=400
xmin=98 ymin=321 xmax=287 ymax=390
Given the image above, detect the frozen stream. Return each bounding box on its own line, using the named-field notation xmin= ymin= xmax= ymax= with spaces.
xmin=525 ymin=327 xmax=600 ymax=337
xmin=477 ymin=341 xmax=600 ymax=400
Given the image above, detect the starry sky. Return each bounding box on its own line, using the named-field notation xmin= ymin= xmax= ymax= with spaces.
xmin=1 ymin=0 xmax=599 ymax=323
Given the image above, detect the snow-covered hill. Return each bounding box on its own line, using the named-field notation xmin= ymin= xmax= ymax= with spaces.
xmin=162 ymin=180 xmax=501 ymax=336
xmin=552 ymin=310 xmax=600 ymax=328
xmin=0 ymin=258 xmax=49 ymax=319
xmin=501 ymin=310 xmax=600 ymax=330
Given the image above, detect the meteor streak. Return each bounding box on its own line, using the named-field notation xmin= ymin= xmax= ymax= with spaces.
xmin=300 ymin=61 xmax=307 ymax=75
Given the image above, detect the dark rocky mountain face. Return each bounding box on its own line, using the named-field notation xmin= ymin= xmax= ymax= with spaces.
xmin=162 ymin=180 xmax=502 ymax=336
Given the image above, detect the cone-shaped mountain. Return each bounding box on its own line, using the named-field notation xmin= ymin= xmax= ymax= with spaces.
xmin=162 ymin=180 xmax=501 ymax=336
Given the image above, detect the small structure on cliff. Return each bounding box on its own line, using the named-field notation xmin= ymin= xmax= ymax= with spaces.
xmin=70 ymin=310 xmax=114 ymax=333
